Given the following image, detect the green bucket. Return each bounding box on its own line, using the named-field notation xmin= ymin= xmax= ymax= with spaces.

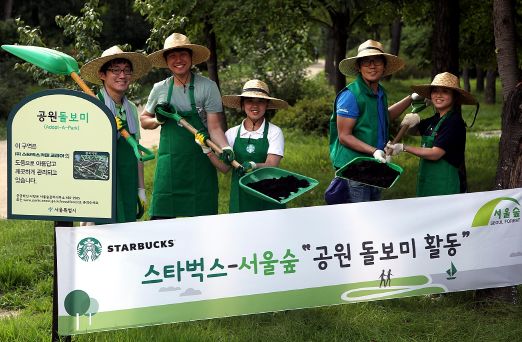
xmin=335 ymin=156 xmax=403 ymax=189
xmin=239 ymin=167 xmax=319 ymax=205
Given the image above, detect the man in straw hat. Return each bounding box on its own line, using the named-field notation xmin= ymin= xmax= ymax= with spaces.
xmin=80 ymin=45 xmax=152 ymax=223
xmin=386 ymin=72 xmax=479 ymax=197
xmin=199 ymin=79 xmax=288 ymax=213
xmin=140 ymin=33 xmax=230 ymax=219
xmin=327 ymin=39 xmax=416 ymax=204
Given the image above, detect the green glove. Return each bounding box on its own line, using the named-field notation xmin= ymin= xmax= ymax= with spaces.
xmin=154 ymin=102 xmax=174 ymax=124
xmin=219 ymin=146 xmax=235 ymax=165
xmin=241 ymin=161 xmax=256 ymax=174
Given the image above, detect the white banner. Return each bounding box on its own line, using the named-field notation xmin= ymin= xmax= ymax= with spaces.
xmin=56 ymin=188 xmax=522 ymax=335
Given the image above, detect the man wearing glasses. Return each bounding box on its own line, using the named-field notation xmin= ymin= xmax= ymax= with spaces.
xmin=80 ymin=46 xmax=151 ymax=222
xmin=326 ymin=39 xmax=415 ymax=204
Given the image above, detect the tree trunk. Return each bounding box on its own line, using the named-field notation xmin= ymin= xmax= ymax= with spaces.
xmin=494 ymin=0 xmax=521 ymax=188
xmin=431 ymin=0 xmax=460 ymax=77
xmin=493 ymin=0 xmax=519 ymax=100
xmin=203 ymin=18 xmax=220 ymax=90
xmin=389 ymin=18 xmax=402 ymax=56
xmin=325 ymin=27 xmax=336 ymax=86
xmin=462 ymin=68 xmax=471 ymax=92
xmin=484 ymin=69 xmax=496 ymax=104
xmin=386 ymin=17 xmax=402 ymax=81
xmin=3 ymin=0 xmax=13 ymax=20
xmin=476 ymin=68 xmax=485 ymax=92
xmin=330 ymin=11 xmax=347 ymax=94
xmin=483 ymin=0 xmax=521 ymax=305
xmin=495 ymin=84 xmax=522 ymax=188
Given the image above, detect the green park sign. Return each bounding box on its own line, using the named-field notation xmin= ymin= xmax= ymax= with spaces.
xmin=7 ymin=89 xmax=116 ymax=223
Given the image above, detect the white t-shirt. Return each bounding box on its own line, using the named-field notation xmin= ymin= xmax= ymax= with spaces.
xmin=225 ymin=119 xmax=284 ymax=157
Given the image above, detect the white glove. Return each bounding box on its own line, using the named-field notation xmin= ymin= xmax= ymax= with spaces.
xmin=400 ymin=113 xmax=420 ymax=128
xmin=386 ymin=142 xmax=404 ymax=156
xmin=138 ymin=188 xmax=147 ymax=205
xmin=411 ymin=92 xmax=424 ymax=101
xmin=372 ymin=149 xmax=387 ymax=163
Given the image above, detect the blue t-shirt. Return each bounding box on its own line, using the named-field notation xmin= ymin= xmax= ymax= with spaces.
xmin=336 ymin=88 xmax=387 ymax=149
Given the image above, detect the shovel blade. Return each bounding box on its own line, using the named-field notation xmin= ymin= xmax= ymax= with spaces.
xmin=239 ymin=167 xmax=319 ymax=205
xmin=1 ymin=44 xmax=79 ymax=76
xmin=335 ymin=156 xmax=403 ymax=189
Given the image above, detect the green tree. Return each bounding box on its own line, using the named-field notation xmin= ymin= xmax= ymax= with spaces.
xmin=14 ymin=0 xmax=143 ymax=99
xmin=134 ymin=0 xmax=313 ymax=104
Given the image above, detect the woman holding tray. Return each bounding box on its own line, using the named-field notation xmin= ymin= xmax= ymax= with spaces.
xmin=196 ymin=79 xmax=289 ymax=213
xmin=386 ymin=72 xmax=479 ymax=197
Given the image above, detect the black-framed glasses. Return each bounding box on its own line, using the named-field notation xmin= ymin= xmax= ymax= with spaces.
xmin=107 ymin=67 xmax=133 ymax=75
xmin=360 ymin=57 xmax=384 ymax=67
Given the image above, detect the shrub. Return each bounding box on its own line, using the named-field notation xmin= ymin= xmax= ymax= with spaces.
xmin=273 ymin=96 xmax=333 ymax=136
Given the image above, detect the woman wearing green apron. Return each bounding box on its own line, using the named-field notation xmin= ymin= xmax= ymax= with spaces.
xmin=140 ymin=33 xmax=231 ymax=219
xmin=80 ymin=46 xmax=151 ymax=223
xmin=386 ymin=72 xmax=478 ymax=197
xmin=200 ymin=80 xmax=288 ymax=213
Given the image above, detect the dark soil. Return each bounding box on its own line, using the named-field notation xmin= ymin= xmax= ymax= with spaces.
xmin=340 ymin=160 xmax=400 ymax=188
xmin=246 ymin=175 xmax=310 ymax=202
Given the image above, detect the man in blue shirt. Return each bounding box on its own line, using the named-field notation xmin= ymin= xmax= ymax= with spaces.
xmin=327 ymin=39 xmax=416 ymax=203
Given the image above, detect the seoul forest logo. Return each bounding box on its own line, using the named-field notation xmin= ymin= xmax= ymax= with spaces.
xmin=471 ymin=197 xmax=521 ymax=228
xmin=77 ymin=237 xmax=102 ymax=262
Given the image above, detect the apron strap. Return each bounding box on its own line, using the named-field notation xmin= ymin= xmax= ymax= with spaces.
xmin=429 ymin=111 xmax=451 ymax=137
xmin=167 ymin=76 xmax=174 ymax=104
xmin=262 ymin=118 xmax=269 ymax=138
xmin=188 ymin=73 xmax=196 ymax=113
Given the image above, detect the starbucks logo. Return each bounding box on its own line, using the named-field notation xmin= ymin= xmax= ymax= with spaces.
xmin=77 ymin=237 xmax=102 ymax=262
xmin=246 ymin=144 xmax=255 ymax=154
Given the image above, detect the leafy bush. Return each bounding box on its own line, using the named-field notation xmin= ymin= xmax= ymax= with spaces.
xmin=272 ymin=96 xmax=333 ymax=136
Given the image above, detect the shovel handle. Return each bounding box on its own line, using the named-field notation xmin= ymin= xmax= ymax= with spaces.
xmin=385 ymin=125 xmax=409 ymax=157
xmin=391 ymin=125 xmax=409 ymax=144
xmin=120 ymin=130 xmax=155 ymax=162
xmin=71 ymin=72 xmax=96 ymax=97
xmin=156 ymin=107 xmax=242 ymax=169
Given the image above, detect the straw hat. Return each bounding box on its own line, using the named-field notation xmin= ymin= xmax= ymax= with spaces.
xmin=222 ymin=80 xmax=289 ymax=110
xmin=411 ymin=72 xmax=477 ymax=105
xmin=147 ymin=33 xmax=210 ymax=68
xmin=338 ymin=39 xmax=405 ymax=77
xmin=80 ymin=45 xmax=151 ymax=85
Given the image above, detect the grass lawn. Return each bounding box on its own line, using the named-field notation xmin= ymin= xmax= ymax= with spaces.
xmin=1 ymin=77 xmax=520 ymax=341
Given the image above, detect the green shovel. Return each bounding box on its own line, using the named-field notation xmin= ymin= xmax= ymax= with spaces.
xmin=1 ymin=44 xmax=155 ymax=162
xmin=155 ymin=106 xmax=319 ymax=204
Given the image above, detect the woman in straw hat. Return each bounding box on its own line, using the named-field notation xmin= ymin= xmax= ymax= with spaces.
xmin=80 ymin=45 xmax=152 ymax=222
xmin=199 ymin=79 xmax=288 ymax=213
xmin=140 ymin=33 xmax=231 ymax=219
xmin=326 ymin=39 xmax=415 ymax=204
xmin=386 ymin=72 xmax=479 ymax=197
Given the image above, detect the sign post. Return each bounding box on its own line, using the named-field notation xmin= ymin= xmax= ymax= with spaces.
xmin=7 ymin=89 xmax=117 ymax=340
xmin=7 ymin=89 xmax=116 ymax=223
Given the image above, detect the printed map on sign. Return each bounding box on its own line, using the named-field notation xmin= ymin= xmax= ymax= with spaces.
xmin=73 ymin=151 xmax=110 ymax=180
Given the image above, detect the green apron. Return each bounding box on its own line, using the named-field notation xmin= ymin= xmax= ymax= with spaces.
xmin=98 ymin=93 xmax=138 ymax=223
xmin=229 ymin=120 xmax=285 ymax=213
xmin=149 ymin=74 xmax=218 ymax=217
xmin=416 ymin=112 xmax=460 ymax=197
